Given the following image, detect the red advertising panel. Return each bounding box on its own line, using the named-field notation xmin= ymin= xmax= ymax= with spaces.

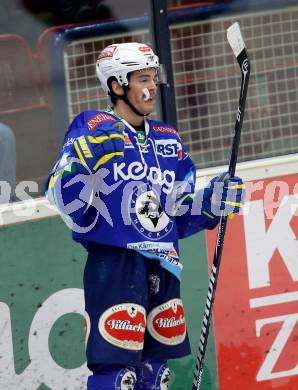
xmin=206 ymin=173 xmax=298 ymax=390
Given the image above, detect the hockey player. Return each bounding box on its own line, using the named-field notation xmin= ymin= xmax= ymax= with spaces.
xmin=46 ymin=42 xmax=245 ymax=389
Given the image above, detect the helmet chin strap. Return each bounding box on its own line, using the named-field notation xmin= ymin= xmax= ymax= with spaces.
xmin=109 ymin=85 xmax=151 ymax=117
xmin=123 ymin=95 xmax=149 ymax=117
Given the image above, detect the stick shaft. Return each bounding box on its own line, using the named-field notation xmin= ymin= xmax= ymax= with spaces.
xmin=192 ymin=42 xmax=250 ymax=390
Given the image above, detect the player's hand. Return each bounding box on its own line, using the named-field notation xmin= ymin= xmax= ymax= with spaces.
xmin=73 ymin=121 xmax=125 ymax=173
xmin=202 ymin=172 xmax=245 ymax=220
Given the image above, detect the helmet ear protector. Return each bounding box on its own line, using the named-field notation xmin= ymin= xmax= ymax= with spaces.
xmin=96 ymin=42 xmax=167 ymax=95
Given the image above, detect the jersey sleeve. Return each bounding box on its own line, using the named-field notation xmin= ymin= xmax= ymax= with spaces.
xmin=173 ymin=144 xmax=219 ymax=239
xmin=45 ymin=111 xmax=113 ymax=227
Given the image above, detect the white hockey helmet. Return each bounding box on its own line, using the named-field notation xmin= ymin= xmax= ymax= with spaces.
xmin=96 ymin=42 xmax=163 ymax=95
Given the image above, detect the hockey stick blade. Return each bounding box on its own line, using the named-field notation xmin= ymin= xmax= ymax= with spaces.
xmin=192 ymin=22 xmax=250 ymax=390
xmin=227 ymin=22 xmax=245 ymax=58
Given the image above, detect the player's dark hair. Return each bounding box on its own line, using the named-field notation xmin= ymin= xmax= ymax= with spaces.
xmin=107 ymin=76 xmax=119 ymax=105
xmin=107 ymin=74 xmax=132 ymax=105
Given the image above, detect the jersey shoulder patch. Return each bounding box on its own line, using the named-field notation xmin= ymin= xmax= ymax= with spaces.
xmin=85 ymin=111 xmax=117 ymax=131
xmin=68 ymin=110 xmax=118 ymax=133
xmin=149 ymin=119 xmax=181 ymax=140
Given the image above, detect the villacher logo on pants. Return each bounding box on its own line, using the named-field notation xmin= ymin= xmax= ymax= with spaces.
xmin=98 ymin=303 xmax=146 ymax=350
xmin=147 ymin=298 xmax=186 ymax=345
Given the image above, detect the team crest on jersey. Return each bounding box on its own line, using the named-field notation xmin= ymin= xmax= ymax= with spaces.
xmin=98 ymin=303 xmax=146 ymax=350
xmin=147 ymin=299 xmax=186 ymax=345
xmin=130 ymin=185 xmax=173 ymax=240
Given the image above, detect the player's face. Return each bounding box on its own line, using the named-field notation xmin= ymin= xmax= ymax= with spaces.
xmin=127 ymin=69 xmax=158 ymax=114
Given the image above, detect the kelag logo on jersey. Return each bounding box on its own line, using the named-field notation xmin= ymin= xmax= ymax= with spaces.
xmin=113 ymin=161 xmax=175 ymax=194
xmin=155 ymin=139 xmax=182 ymax=158
xmin=130 ymin=185 xmax=173 ymax=240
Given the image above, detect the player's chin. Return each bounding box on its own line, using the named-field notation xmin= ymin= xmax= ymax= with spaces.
xmin=142 ymin=100 xmax=155 ymax=111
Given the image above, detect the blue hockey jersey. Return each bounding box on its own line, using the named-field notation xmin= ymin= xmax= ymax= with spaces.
xmin=46 ymin=110 xmax=218 ymax=279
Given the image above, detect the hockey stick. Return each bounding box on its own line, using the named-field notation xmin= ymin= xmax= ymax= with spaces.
xmin=192 ymin=22 xmax=250 ymax=390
